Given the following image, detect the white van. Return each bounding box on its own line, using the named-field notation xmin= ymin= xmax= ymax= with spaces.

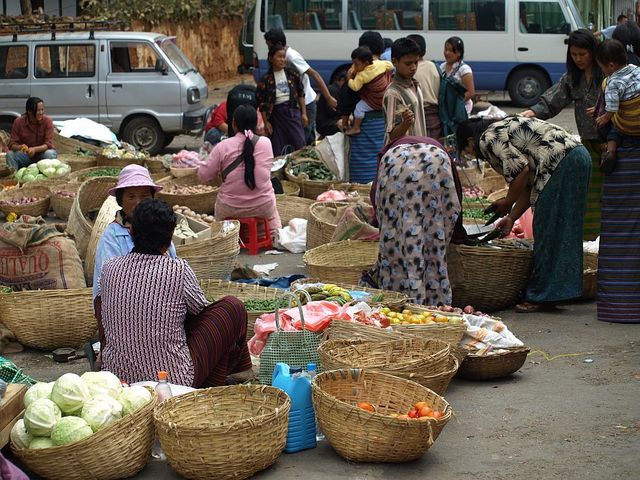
xmin=0 ymin=23 xmax=208 ymax=154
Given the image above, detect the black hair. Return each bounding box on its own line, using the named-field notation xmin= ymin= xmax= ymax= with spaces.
xmin=358 ymin=31 xmax=384 ymax=56
xmin=351 ymin=46 xmax=373 ymax=63
xmin=26 ymin=97 xmax=43 ymax=115
xmin=233 ymin=105 xmax=258 ymax=190
xmin=612 ymin=21 xmax=640 ymax=66
xmin=264 ymin=28 xmax=286 ymax=46
xmin=391 ymin=37 xmax=420 ymax=61
xmin=406 ymin=34 xmax=426 ymax=57
xmin=334 ymin=69 xmax=348 ymax=82
xmin=596 ymin=39 xmax=627 ymax=66
xmin=445 ymin=36 xmax=465 ymax=60
xmin=617 ymin=14 xmax=628 ymax=23
xmin=268 ymin=43 xmax=286 ymax=60
xmin=130 ymin=199 xmax=176 ymax=254
xmin=455 ymin=117 xmax=500 ymax=160
xmin=383 ymin=37 xmax=393 ymax=50
xmin=566 ymin=29 xmax=602 ymax=88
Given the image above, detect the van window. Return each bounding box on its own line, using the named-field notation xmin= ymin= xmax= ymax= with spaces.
xmin=34 ymin=44 xmax=95 ymax=78
xmin=159 ymin=40 xmax=195 ymax=74
xmin=110 ymin=41 xmax=161 ymax=73
xmin=519 ymin=1 xmax=570 ymax=34
xmin=268 ymin=0 xmax=343 ymax=30
xmin=347 ymin=0 xmax=423 ymax=30
xmin=428 ymin=1 xmax=506 ymax=31
xmin=0 ymin=45 xmax=28 ymax=78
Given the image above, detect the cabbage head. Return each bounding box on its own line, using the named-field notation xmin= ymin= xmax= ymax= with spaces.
xmin=29 ymin=437 xmax=55 ymax=449
xmin=50 ymin=373 xmax=90 ymax=414
xmin=80 ymin=371 xmax=123 ymax=400
xmin=10 ymin=419 xmax=32 ymax=449
xmin=81 ymin=394 xmax=123 ymax=432
xmin=24 ymin=382 xmax=54 ymax=408
xmin=24 ymin=398 xmax=62 ymax=437
xmin=119 ymin=385 xmax=152 ymax=415
xmin=21 ymin=173 xmax=37 ymax=183
xmin=51 ymin=416 xmax=93 ymax=446
xmin=14 ymin=168 xmax=26 ymax=182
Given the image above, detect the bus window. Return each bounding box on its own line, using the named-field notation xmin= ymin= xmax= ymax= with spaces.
xmin=520 ymin=1 xmax=570 ymax=34
xmin=428 ymin=1 xmax=506 ymax=31
xmin=267 ymin=0 xmax=343 ymax=30
xmin=348 ymin=0 xmax=424 ymax=31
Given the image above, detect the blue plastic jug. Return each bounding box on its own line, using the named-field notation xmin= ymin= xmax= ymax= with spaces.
xmin=272 ymin=362 xmax=317 ymax=453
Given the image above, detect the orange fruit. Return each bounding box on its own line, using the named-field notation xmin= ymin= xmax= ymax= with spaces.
xmin=419 ymin=406 xmax=434 ymax=418
xmin=414 ymin=401 xmax=429 ymax=410
xmin=357 ymin=402 xmax=375 ymax=413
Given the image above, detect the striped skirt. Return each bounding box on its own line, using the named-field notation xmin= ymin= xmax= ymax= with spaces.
xmin=582 ymin=139 xmax=604 ymax=241
xmin=349 ymin=111 xmax=385 ymax=183
xmin=597 ymin=138 xmax=640 ymax=323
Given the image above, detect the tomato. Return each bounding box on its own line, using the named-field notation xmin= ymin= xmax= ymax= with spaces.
xmin=414 ymin=401 xmax=429 ymax=410
xmin=419 ymin=406 xmax=433 ymax=418
xmin=431 ymin=410 xmax=443 ymax=420
xmin=407 ymin=408 xmax=419 ymax=418
xmin=357 ymin=402 xmax=375 ymax=413
xmin=379 ymin=316 xmax=390 ymax=328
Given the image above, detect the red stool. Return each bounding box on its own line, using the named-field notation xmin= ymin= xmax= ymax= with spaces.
xmin=227 ymin=217 xmax=272 ymax=255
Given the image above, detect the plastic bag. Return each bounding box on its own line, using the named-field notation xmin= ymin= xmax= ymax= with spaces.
xmin=316 ymin=132 xmax=347 ymax=181
xmin=277 ymin=219 xmax=307 ymax=253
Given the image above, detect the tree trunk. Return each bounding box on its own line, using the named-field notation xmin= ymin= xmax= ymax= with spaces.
xmin=20 ymin=0 xmax=32 ymax=15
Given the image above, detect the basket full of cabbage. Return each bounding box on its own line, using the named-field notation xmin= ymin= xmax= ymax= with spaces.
xmin=14 ymin=159 xmax=71 ymax=185
xmin=11 ymin=371 xmax=157 ymax=480
xmin=97 ymin=143 xmax=148 ymax=168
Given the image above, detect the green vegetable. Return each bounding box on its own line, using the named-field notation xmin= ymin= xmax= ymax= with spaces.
xmin=84 ymin=167 xmax=122 ymax=178
xmin=81 ymin=394 xmax=123 ymax=432
xmin=29 ymin=437 xmax=55 ymax=449
xmin=290 ymin=162 xmax=334 ymax=181
xmin=463 ymin=208 xmax=492 ymax=220
xmin=0 ymin=286 xmax=13 ymax=294
xmin=10 ymin=419 xmax=32 ymax=449
xmin=24 ymin=382 xmax=54 ymax=407
xmin=24 ymin=398 xmax=62 ymax=437
xmin=119 ymin=386 xmax=152 ymax=415
xmin=206 ymin=297 xmax=289 ymax=311
xmin=50 ymin=373 xmax=90 ymax=414
xmin=51 ymin=416 xmax=93 ymax=446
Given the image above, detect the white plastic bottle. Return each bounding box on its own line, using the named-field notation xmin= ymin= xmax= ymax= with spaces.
xmin=306 ymin=363 xmax=324 ymax=441
xmin=151 ymin=371 xmax=173 ymax=460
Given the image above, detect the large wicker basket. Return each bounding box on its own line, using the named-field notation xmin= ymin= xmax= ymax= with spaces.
xmin=0 ymin=185 xmax=51 ymax=217
xmin=28 ymin=170 xmax=71 ymax=189
xmin=449 ymin=240 xmax=534 ymax=312
xmin=331 ymin=181 xmax=372 ymax=199
xmin=457 ymin=346 xmax=530 ymax=380
xmin=307 ymin=201 xmax=352 ymax=249
xmin=324 ymin=320 xmax=409 ymax=342
xmin=57 ymin=153 xmax=97 ymax=172
xmin=0 ymin=288 xmax=96 ymax=349
xmin=96 ymin=153 xmax=147 ymax=168
xmin=276 ymin=195 xmax=314 ymax=225
xmin=12 ymin=388 xmax=157 ymax=480
xmin=285 ymin=161 xmax=335 ymax=200
xmin=312 ymin=369 xmax=451 ymax=462
xmin=145 ymin=156 xmax=170 ymax=174
xmin=157 ymin=176 xmax=218 ymax=214
xmin=49 ymin=183 xmax=80 ymax=220
xmin=199 ymin=280 xmax=283 ymax=341
xmin=84 ymin=196 xmax=121 ymax=286
xmin=303 ymin=240 xmax=378 ymax=284
xmin=276 ymin=179 xmax=300 ymax=197
xmin=154 ymin=385 xmax=290 ymax=480
xmin=53 ymin=131 xmax=101 ymax=155
xmin=390 ymin=304 xmax=467 ymax=345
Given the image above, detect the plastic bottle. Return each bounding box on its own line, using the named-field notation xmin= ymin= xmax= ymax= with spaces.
xmin=272 ymin=363 xmax=317 ymax=453
xmin=151 ymin=371 xmax=173 ymax=460
xmin=305 ymin=363 xmax=325 ymax=441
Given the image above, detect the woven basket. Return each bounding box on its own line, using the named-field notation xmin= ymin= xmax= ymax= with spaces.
xmin=49 ymin=183 xmax=79 ymax=220
xmin=331 ymin=182 xmax=372 ymax=198
xmin=276 ymin=195 xmax=314 ymax=225
xmin=487 ymin=188 xmax=508 ymax=202
xmin=97 ymin=153 xmax=146 ymax=168
xmin=390 ymin=304 xmax=467 ymax=345
xmin=291 ymin=277 xmax=408 ymax=309
xmin=450 ymin=240 xmax=533 ymax=312
xmin=145 ymin=157 xmax=169 ymax=173
xmin=324 ymin=320 xmax=409 ymax=342
xmin=28 ymin=171 xmax=71 ymax=189
xmin=307 ymin=201 xmax=351 ymax=249
xmin=57 ymin=153 xmax=97 ymax=172
xmin=285 ymin=162 xmax=335 ymax=200
xmin=53 ymin=131 xmax=101 ymax=155
xmin=458 ymin=165 xmax=484 ymax=188
xmin=12 ymin=388 xmax=157 ymax=480
xmin=66 ymin=177 xmax=117 ymax=258
xmin=584 ymin=251 xmax=598 ymax=270
xmin=0 ymin=288 xmax=96 ymax=349
xmin=69 ymin=166 xmax=122 ymax=184
xmin=582 ymin=269 xmax=597 ymax=300
xmin=170 ymin=166 xmax=199 ymax=178
xmin=275 ymin=179 xmax=300 ymax=197
xmin=199 ymin=280 xmax=282 ymax=341
xmin=154 ymin=385 xmax=290 ymax=480
xmin=0 ymin=185 xmax=50 ymax=217
xmin=303 ymin=240 xmax=378 ymax=284
xmin=312 ymin=369 xmax=451 ymax=462
xmin=457 ymin=346 xmax=530 ymax=380
xmin=84 ymin=196 xmax=121 ymax=286
xmin=157 ymin=176 xmax=218 ymax=214
xmin=404 ymin=355 xmax=459 ymax=395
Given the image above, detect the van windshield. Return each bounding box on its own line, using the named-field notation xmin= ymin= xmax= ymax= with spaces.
xmin=159 ymin=39 xmax=197 ymax=74
xmin=567 ymin=2 xmax=585 ymax=29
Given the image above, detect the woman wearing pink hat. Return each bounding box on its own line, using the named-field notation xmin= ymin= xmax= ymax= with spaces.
xmin=92 ymin=164 xmax=177 ymax=299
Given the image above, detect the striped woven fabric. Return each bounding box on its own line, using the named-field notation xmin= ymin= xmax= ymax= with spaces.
xmin=349 ymin=111 xmax=385 ymax=183
xmin=582 ymin=139 xmax=603 ymax=241
xmin=597 ymin=138 xmax=640 ymax=323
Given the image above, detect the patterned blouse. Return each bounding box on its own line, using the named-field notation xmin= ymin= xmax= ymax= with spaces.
xmin=255 ymin=67 xmax=305 ymax=117
xmin=99 ymin=253 xmax=209 ymax=386
xmin=479 ymin=116 xmax=580 ymax=206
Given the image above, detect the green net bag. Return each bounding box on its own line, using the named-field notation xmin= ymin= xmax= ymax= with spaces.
xmin=0 ymin=356 xmax=37 ymax=385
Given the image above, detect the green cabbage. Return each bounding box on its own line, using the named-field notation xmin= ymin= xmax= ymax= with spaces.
xmin=29 ymin=437 xmax=55 ymax=449
xmin=81 ymin=394 xmax=123 ymax=432
xmin=36 ymin=159 xmax=62 ymax=172
xmin=24 ymin=382 xmax=54 ymax=408
xmin=10 ymin=419 xmax=32 ymax=449
xmin=51 ymin=416 xmax=93 ymax=446
xmin=14 ymin=168 xmax=26 ymax=182
xmin=24 ymin=398 xmax=62 ymax=436
xmin=50 ymin=373 xmax=90 ymax=414
xmin=80 ymin=371 xmax=123 ymax=399
xmin=119 ymin=385 xmax=152 ymax=415
xmin=21 ymin=173 xmax=37 ymax=182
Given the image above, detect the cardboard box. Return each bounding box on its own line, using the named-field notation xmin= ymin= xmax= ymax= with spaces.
xmin=0 ymin=383 xmax=27 ymax=448
xmin=173 ymin=212 xmax=212 ymax=246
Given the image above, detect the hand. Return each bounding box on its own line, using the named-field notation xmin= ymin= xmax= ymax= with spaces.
xmin=495 ymin=215 xmax=514 ymax=236
xmin=519 ymin=109 xmax=535 ymax=118
xmin=27 ymin=147 xmax=37 ymax=158
xmin=595 ymin=114 xmax=609 ymax=127
xmin=20 ymin=144 xmax=28 ymax=153
xmin=487 ymin=198 xmax=512 ymax=217
xmin=585 ymin=106 xmax=595 ymax=116
xmin=401 ymin=108 xmax=415 ymax=125
xmin=264 ymin=121 xmax=273 ymax=136
xmin=327 ymin=95 xmax=338 ymax=110
xmin=301 ymin=114 xmax=309 ymax=128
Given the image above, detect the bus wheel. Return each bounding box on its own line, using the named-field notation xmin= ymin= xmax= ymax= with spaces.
xmin=508 ymin=69 xmax=550 ymax=108
xmin=122 ymin=117 xmax=165 ymax=156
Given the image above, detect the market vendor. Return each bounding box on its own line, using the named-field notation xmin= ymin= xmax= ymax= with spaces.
xmin=198 ymin=105 xmax=281 ymax=235
xmin=7 ymin=97 xmax=57 ymax=170
xmin=92 ymin=164 xmax=176 ymax=299
xmin=456 ymin=116 xmax=591 ymax=313
xmin=95 ymin=199 xmax=253 ymax=387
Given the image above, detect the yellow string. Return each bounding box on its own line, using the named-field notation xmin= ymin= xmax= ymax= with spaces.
xmin=527 ymin=349 xmax=593 ymax=362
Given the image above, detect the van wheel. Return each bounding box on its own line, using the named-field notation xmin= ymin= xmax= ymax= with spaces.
xmin=163 ymin=135 xmax=175 ymax=148
xmin=508 ymin=69 xmax=550 ymax=107
xmin=122 ymin=117 xmax=165 ymax=156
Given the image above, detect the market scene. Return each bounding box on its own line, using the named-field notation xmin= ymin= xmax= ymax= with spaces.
xmin=0 ymin=0 xmax=637 ymax=479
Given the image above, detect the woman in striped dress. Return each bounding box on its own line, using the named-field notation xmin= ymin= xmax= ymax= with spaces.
xmin=94 ymin=199 xmax=253 ymax=386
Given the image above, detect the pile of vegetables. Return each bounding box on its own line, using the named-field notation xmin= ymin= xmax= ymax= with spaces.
xmin=163 ymin=184 xmax=215 ymax=195
xmin=52 ymin=190 xmax=77 ymax=199
xmin=0 ymin=196 xmax=47 ymax=207
xmin=463 ymin=208 xmax=492 ymax=221
xmin=101 ymin=143 xmax=146 ymax=160
xmin=14 ymin=160 xmax=71 ymax=184
xmin=290 ymin=162 xmax=335 ymax=181
xmin=84 ymin=167 xmax=122 ymax=178
xmin=11 ymin=372 xmax=152 ymax=450
xmin=173 ymin=205 xmax=215 ymax=224
xmin=171 ymin=149 xmax=205 ymax=168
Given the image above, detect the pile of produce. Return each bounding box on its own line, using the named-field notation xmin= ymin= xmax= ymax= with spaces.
xmin=0 ymin=196 xmax=47 ymax=207
xmin=162 ymin=184 xmax=215 ymax=195
xmin=14 ymin=160 xmax=71 ymax=183
xmin=462 ymin=185 xmax=485 ymax=199
xmin=171 ymin=149 xmax=205 ymax=168
xmin=83 ymin=167 xmax=121 ymax=178
xmin=357 ymin=400 xmax=444 ymax=420
xmin=290 ymin=162 xmax=335 ymax=181
xmin=463 ymin=207 xmax=492 ymax=221
xmin=53 ymin=189 xmax=77 ymax=199
xmin=172 ymin=205 xmax=214 ymax=224
xmin=380 ymin=307 xmax=463 ymax=325
xmin=299 ymin=284 xmax=353 ymax=305
xmin=101 ymin=143 xmax=146 ymax=160
xmin=11 ymin=372 xmax=152 ymax=450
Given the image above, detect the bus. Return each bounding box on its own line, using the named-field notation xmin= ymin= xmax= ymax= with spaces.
xmin=241 ymin=0 xmax=585 ymax=107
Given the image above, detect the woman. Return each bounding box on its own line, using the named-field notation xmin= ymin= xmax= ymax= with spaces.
xmin=198 ymin=105 xmax=281 ymax=234
xmin=366 ymin=136 xmax=461 ymax=306
xmin=440 ymin=36 xmax=475 ymax=115
xmin=92 ymin=164 xmax=176 ymax=298
xmin=95 ymin=199 xmax=253 ymax=386
xmin=612 ymin=20 xmax=640 ymax=66
xmin=255 ymin=43 xmax=307 ymax=157
xmin=457 ymin=117 xmax=592 ymax=313
xmin=521 ymin=29 xmax=603 ymax=241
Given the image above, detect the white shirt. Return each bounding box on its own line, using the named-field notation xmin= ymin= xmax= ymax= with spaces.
xmin=286 ymin=47 xmax=317 ymax=105
xmin=440 ymin=61 xmax=474 ymax=114
xmin=274 ymin=69 xmax=289 ymax=105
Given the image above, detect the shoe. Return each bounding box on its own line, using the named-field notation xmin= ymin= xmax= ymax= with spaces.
xmin=515 ymin=301 xmax=541 ymax=313
xmin=600 ymin=150 xmax=617 ymax=174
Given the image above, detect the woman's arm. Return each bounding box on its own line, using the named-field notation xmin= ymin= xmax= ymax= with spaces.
xmin=298 ymin=96 xmax=309 ymax=127
xmin=198 ymin=143 xmax=224 ymax=184
xmin=461 ymin=72 xmax=475 ymax=103
xmin=182 ymin=262 xmax=209 ymax=315
xmin=523 ymin=72 xmax=573 ymax=119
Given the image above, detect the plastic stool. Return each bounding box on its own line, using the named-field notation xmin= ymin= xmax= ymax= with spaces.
xmin=228 ymin=217 xmax=272 ymax=255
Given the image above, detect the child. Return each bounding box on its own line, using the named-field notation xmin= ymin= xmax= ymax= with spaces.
xmin=255 ymin=43 xmax=308 ymax=157
xmin=343 ymin=46 xmax=393 ymax=136
xmin=382 ymin=37 xmax=427 ymax=145
xmin=595 ymin=38 xmax=640 ymax=172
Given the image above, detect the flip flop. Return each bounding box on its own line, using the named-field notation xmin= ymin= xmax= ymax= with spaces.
xmin=515 ymin=301 xmax=541 ymax=313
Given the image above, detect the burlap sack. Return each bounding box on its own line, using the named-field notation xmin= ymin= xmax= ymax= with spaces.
xmin=330 ymin=203 xmax=379 ymax=242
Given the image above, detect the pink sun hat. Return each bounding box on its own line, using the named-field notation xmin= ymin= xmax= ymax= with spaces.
xmin=108 ymin=164 xmax=163 ymax=196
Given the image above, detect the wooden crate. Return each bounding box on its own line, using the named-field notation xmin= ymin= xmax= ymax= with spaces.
xmin=0 ymin=384 xmax=27 ymax=448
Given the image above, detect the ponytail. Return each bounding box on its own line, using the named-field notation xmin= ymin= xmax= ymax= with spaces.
xmin=234 ymin=105 xmax=259 ymax=190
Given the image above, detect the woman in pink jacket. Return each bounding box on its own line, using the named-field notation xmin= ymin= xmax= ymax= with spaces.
xmin=198 ymin=105 xmax=281 ymax=235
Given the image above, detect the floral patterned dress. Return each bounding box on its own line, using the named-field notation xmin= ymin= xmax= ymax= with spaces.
xmin=373 ymin=143 xmax=460 ymax=306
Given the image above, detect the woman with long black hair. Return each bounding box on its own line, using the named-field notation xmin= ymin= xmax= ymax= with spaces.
xmin=198 ymin=105 xmax=281 ymax=234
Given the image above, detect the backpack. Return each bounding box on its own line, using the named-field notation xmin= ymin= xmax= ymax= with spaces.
xmin=226 ymin=84 xmax=258 ymax=136
xmin=435 ymin=62 xmax=469 ymax=137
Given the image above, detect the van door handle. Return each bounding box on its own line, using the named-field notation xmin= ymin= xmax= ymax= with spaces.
xmin=111 ymin=84 xmax=123 ymax=88
xmin=87 ymin=85 xmax=94 ymax=97
xmin=518 ymin=47 xmax=529 ymax=52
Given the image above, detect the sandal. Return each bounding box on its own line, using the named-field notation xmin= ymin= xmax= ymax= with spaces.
xmin=515 ymin=301 xmax=542 ymax=313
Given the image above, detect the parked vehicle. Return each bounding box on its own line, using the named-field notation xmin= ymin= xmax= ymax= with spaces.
xmin=0 ymin=22 xmax=209 ymax=154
